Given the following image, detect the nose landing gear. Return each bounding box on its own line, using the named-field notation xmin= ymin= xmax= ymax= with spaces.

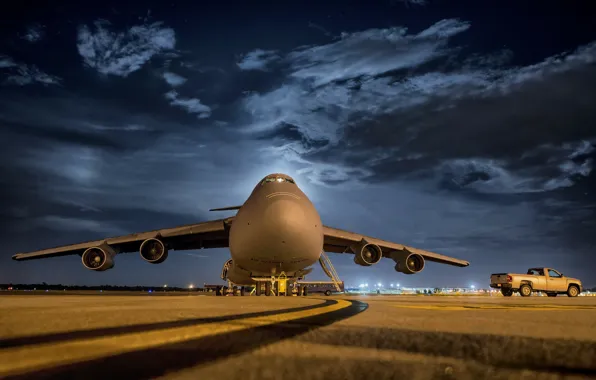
xmin=250 ymin=272 xmax=311 ymax=296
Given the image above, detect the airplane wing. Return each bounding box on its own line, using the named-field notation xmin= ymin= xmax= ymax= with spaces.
xmin=12 ymin=217 xmax=234 ymax=261
xmin=322 ymin=225 xmax=469 ymax=267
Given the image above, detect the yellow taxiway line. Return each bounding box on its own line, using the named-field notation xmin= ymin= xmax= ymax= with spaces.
xmin=0 ymin=299 xmax=351 ymax=377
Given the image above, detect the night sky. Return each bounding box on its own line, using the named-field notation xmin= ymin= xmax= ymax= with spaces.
xmin=1 ymin=0 xmax=595 ymax=289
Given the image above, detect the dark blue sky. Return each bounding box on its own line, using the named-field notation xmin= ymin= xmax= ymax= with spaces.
xmin=1 ymin=0 xmax=595 ymax=288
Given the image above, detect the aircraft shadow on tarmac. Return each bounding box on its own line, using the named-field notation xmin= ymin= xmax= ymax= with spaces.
xmin=0 ymin=299 xmax=345 ymax=349
xmin=3 ymin=300 xmax=367 ymax=380
xmin=293 ymin=325 xmax=596 ymax=376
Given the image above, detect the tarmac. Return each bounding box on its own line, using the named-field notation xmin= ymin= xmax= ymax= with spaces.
xmin=1 ymin=293 xmax=596 ymax=380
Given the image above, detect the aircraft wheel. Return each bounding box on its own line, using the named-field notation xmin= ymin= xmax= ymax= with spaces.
xmin=302 ymin=285 xmax=308 ymax=296
xmin=519 ymin=284 xmax=532 ymax=297
xmin=567 ymin=285 xmax=579 ymax=297
xmin=265 ymin=281 xmax=272 ymax=296
xmin=240 ymin=286 xmax=245 ymax=296
xmin=255 ymin=282 xmax=262 ymax=296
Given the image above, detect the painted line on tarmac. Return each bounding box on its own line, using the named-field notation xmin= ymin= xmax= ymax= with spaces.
xmin=0 ymin=299 xmax=365 ymax=379
xmin=0 ymin=299 xmax=336 ymax=349
xmin=391 ymin=304 xmax=596 ymax=311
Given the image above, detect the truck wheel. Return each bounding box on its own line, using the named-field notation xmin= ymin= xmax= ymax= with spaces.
xmin=501 ymin=288 xmax=513 ymax=297
xmin=324 ymin=290 xmax=332 ymax=296
xmin=519 ymin=284 xmax=532 ymax=297
xmin=567 ymin=285 xmax=580 ymax=298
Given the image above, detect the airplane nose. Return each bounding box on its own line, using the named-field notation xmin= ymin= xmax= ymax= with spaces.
xmin=264 ymin=199 xmax=307 ymax=233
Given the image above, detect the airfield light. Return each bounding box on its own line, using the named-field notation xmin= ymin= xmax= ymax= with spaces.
xmin=390 ymin=283 xmax=394 ymax=287
xmin=397 ymin=283 xmax=400 ymax=287
xmin=378 ymin=283 xmax=382 ymax=287
xmin=365 ymin=283 xmax=369 ymax=287
xmin=188 ymin=284 xmax=194 ymax=289
xmin=471 ymin=285 xmax=475 ymax=289
xmin=163 ymin=284 xmax=168 ymax=288
xmin=359 ymin=284 xmax=364 ymax=288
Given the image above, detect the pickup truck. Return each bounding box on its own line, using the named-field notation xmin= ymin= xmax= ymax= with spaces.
xmin=490 ymin=267 xmax=582 ymax=297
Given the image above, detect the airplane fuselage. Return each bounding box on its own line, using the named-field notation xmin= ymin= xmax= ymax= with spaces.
xmin=227 ymin=174 xmax=323 ymax=283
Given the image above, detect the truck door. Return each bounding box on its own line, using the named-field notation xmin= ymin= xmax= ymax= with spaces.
xmin=546 ymin=269 xmax=565 ymax=291
xmin=532 ymin=269 xmax=547 ymax=290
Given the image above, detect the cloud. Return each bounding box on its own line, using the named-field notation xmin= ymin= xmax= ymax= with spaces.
xmin=236 ymin=49 xmax=281 ymax=71
xmin=0 ymin=56 xmax=61 ymax=86
xmin=31 ymin=215 xmax=126 ymax=236
xmin=0 ymin=55 xmax=17 ymax=68
xmin=164 ymin=90 xmax=211 ymax=118
xmin=287 ymin=19 xmax=471 ymax=86
xmin=436 ymin=139 xmax=595 ymax=194
xmin=4 ymin=64 xmax=62 ymax=86
xmin=77 ymin=19 xmax=176 ymax=77
xmin=162 ymin=71 xmax=187 ymax=86
xmin=390 ymin=0 xmax=428 ymax=6
xmin=21 ymin=24 xmax=45 ymax=43
xmin=238 ymin=19 xmax=596 ymax=195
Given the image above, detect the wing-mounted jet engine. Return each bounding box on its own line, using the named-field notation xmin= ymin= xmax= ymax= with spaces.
xmin=81 ymin=243 xmax=117 ymax=271
xmin=139 ymin=238 xmax=169 ymax=264
xmin=350 ymin=238 xmax=383 ymax=266
xmin=391 ymin=250 xmax=425 ymax=274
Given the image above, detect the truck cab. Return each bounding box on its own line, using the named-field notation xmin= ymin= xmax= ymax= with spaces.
xmin=490 ymin=267 xmax=582 ymax=297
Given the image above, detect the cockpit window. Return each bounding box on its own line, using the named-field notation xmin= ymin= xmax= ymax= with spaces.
xmin=261 ymin=177 xmax=295 ymax=185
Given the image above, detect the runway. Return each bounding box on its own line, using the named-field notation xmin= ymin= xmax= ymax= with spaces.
xmin=1 ymin=294 xmax=595 ymax=379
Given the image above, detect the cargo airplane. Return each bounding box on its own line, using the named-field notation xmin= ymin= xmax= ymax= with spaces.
xmin=12 ymin=173 xmax=469 ymax=295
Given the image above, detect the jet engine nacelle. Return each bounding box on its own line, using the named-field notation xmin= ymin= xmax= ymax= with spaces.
xmin=139 ymin=238 xmax=169 ymax=264
xmin=391 ymin=250 xmax=425 ymax=275
xmin=350 ymin=239 xmax=383 ymax=267
xmin=81 ymin=244 xmax=116 ymax=271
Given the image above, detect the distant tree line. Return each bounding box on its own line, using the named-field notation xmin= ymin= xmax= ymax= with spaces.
xmin=0 ymin=283 xmax=201 ymax=292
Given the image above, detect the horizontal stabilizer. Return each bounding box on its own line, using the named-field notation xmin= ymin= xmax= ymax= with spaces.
xmin=209 ymin=205 xmax=243 ymax=212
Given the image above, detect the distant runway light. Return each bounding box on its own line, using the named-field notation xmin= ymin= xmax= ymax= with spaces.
xmin=188 ymin=284 xmax=194 ymax=289
xmin=163 ymin=284 xmax=168 ymax=288
xmin=377 ymin=283 xmax=382 ymax=287
xmin=471 ymin=285 xmax=475 ymax=289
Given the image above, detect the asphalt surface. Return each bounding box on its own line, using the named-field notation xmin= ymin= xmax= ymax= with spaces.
xmin=1 ymin=294 xmax=596 ymax=380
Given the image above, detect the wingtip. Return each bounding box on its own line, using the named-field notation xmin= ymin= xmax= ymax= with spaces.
xmin=12 ymin=254 xmax=21 ymax=261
